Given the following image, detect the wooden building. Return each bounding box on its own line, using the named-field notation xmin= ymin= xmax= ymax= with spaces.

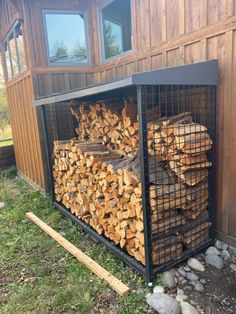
xmin=0 ymin=0 xmax=236 ymax=247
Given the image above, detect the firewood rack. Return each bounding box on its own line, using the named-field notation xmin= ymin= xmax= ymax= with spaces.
xmin=34 ymin=60 xmax=218 ymax=283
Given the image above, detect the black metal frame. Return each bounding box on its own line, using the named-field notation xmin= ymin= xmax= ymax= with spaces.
xmin=38 ymin=61 xmax=218 ymax=283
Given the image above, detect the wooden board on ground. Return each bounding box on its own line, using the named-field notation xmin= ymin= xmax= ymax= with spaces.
xmin=26 ymin=212 xmax=130 ymax=296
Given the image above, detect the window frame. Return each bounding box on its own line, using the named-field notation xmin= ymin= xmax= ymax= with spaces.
xmin=2 ymin=20 xmax=27 ymax=81
xmin=42 ymin=10 xmax=90 ymax=67
xmin=98 ymin=0 xmax=133 ymax=63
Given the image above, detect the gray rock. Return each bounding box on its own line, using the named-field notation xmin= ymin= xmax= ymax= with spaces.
xmin=183 ymin=266 xmax=191 ymax=272
xmin=178 ymin=267 xmax=187 ymax=277
xmin=183 ymin=285 xmax=192 ymax=292
xmin=146 ymin=293 xmax=181 ymax=314
xmin=205 ymin=246 xmax=220 ymax=256
xmin=194 ymin=282 xmax=205 ymax=292
xmin=181 ymin=302 xmax=199 ymax=314
xmin=177 ymin=288 xmax=184 ymax=295
xmin=221 ymin=249 xmax=230 ymax=261
xmin=176 ymin=294 xmax=188 ymax=303
xmin=186 ymin=272 xmax=199 ymax=281
xmin=178 ymin=276 xmax=184 ymax=282
xmin=153 ymin=285 xmax=164 ymax=294
xmin=0 ymin=202 xmax=5 ymax=209
xmin=175 ymin=271 xmax=180 ymax=277
xmin=221 ymin=242 xmax=229 ymax=250
xmin=215 ymin=240 xmax=222 ymax=250
xmin=187 ymin=258 xmax=205 ymax=272
xmin=200 ymin=279 xmax=207 ymax=284
xmin=181 ymin=279 xmax=188 ymax=285
xmin=215 ymin=240 xmax=229 ymax=250
xmin=205 ymin=254 xmax=224 ymax=270
xmin=162 ymin=271 xmax=176 ymax=288
xmin=230 ymin=263 xmax=236 ymax=272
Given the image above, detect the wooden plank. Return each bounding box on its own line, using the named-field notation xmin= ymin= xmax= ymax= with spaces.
xmin=179 ymin=0 xmax=185 ymax=35
xmin=26 ymin=212 xmax=130 ymax=296
xmin=200 ymin=38 xmax=207 ymax=60
xmin=161 ymin=0 xmax=167 ymax=41
xmin=200 ymin=0 xmax=207 ymax=27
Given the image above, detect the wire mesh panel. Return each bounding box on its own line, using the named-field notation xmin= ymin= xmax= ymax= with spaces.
xmin=138 ymin=85 xmax=216 ymax=278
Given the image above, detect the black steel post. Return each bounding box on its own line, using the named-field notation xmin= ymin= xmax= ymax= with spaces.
xmin=137 ymin=85 xmax=154 ymax=283
xmin=208 ymin=86 xmax=217 ymax=240
xmin=41 ymin=105 xmax=55 ymax=200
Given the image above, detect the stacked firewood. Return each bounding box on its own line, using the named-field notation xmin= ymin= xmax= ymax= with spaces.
xmin=71 ymin=100 xmax=160 ymax=157
xmin=53 ymin=104 xmax=213 ymax=265
xmin=53 ymin=139 xmax=189 ymax=265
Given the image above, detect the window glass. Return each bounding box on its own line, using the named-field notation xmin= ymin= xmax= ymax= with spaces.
xmin=4 ymin=42 xmax=12 ymax=80
xmin=9 ymin=33 xmax=18 ymax=78
xmin=44 ymin=12 xmax=88 ymax=65
xmin=101 ymin=0 xmax=132 ymax=60
xmin=15 ymin=23 xmax=27 ymax=73
xmin=2 ymin=21 xmax=27 ymax=81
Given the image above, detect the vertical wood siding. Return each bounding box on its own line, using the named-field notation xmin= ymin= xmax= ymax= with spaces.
xmin=6 ymin=73 xmax=45 ymax=189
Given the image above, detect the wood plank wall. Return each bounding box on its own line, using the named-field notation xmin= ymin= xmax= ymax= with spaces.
xmin=6 ymin=73 xmax=45 ymax=189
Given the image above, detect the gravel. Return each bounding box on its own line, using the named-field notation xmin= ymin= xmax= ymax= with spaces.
xmin=194 ymin=282 xmax=205 ymax=292
xmin=230 ymin=263 xmax=236 ymax=272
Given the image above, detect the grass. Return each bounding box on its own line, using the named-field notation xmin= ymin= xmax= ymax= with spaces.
xmin=0 ymin=126 xmax=13 ymax=147
xmin=0 ymin=168 xmax=162 ymax=313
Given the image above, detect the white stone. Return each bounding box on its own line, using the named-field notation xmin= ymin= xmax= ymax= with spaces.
xmin=187 ymin=258 xmax=205 ymax=272
xmin=180 ymin=302 xmax=200 ymax=314
xmin=230 ymin=263 xmax=236 ymax=272
xmin=0 ymin=202 xmax=5 ymax=209
xmin=177 ymin=288 xmax=184 ymax=295
xmin=146 ymin=293 xmax=181 ymax=314
xmin=205 ymin=246 xmax=220 ymax=256
xmin=153 ymin=285 xmax=164 ymax=294
xmin=176 ymin=294 xmax=189 ymax=302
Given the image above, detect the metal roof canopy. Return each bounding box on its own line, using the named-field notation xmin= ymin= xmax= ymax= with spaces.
xmin=32 ymin=59 xmax=218 ymax=107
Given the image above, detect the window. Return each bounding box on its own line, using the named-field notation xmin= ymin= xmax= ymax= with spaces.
xmin=100 ymin=0 xmax=132 ymax=60
xmin=2 ymin=21 xmax=27 ymax=80
xmin=43 ymin=11 xmax=89 ymax=65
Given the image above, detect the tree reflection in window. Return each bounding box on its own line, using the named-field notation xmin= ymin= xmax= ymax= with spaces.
xmin=101 ymin=0 xmax=132 ymax=60
xmin=44 ymin=12 xmax=88 ymax=65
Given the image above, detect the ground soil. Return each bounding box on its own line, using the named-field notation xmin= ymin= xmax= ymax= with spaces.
xmin=177 ymin=254 xmax=236 ymax=314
